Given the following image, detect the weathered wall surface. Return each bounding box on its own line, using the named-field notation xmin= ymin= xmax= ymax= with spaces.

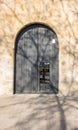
xmin=0 ymin=0 xmax=78 ymax=95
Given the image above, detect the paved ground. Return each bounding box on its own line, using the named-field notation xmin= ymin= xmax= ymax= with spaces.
xmin=0 ymin=94 xmax=78 ymax=130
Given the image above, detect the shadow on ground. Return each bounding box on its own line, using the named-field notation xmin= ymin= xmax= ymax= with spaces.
xmin=0 ymin=94 xmax=78 ymax=130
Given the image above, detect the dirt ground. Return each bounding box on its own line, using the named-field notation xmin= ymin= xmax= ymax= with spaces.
xmin=0 ymin=94 xmax=78 ymax=130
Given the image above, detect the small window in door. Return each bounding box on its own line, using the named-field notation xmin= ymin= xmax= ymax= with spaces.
xmin=39 ymin=62 xmax=50 ymax=92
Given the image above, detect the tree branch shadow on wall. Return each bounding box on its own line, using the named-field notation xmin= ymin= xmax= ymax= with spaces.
xmin=0 ymin=1 xmax=78 ymax=130
xmin=0 ymin=0 xmax=78 ymax=97
xmin=59 ymin=0 xmax=78 ymax=97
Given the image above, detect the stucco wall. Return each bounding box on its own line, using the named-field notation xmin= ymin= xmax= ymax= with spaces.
xmin=0 ymin=0 xmax=78 ymax=96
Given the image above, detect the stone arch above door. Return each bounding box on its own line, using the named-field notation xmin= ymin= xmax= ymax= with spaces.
xmin=14 ymin=23 xmax=59 ymax=94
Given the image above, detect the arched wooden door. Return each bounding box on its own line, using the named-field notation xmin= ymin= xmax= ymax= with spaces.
xmin=14 ymin=24 xmax=59 ymax=94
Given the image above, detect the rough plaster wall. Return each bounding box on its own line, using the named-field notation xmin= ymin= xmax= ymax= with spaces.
xmin=0 ymin=0 xmax=78 ymax=95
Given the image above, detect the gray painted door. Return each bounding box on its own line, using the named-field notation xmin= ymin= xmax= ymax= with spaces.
xmin=15 ymin=24 xmax=59 ymax=93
